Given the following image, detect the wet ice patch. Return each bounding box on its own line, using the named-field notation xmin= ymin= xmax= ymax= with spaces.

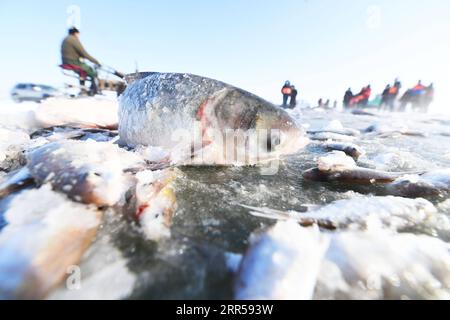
xmin=224 ymin=252 xmax=243 ymax=273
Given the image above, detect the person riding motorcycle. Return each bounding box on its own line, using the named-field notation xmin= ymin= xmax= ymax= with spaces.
xmin=61 ymin=27 xmax=101 ymax=95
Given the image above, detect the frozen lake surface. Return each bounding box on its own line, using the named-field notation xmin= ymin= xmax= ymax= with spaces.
xmin=1 ymin=97 xmax=450 ymax=300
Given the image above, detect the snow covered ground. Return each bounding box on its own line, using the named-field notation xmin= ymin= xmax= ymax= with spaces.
xmin=1 ymin=93 xmax=450 ymax=300
xmin=0 ymin=96 xmax=118 ymax=132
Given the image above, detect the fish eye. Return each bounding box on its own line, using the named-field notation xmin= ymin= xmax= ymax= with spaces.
xmin=267 ymin=132 xmax=281 ymax=152
xmin=272 ymin=135 xmax=281 ymax=146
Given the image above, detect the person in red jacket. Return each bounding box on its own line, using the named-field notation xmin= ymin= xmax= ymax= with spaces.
xmin=412 ymin=80 xmax=426 ymax=95
xmin=349 ymin=85 xmax=371 ymax=107
xmin=281 ymin=81 xmax=292 ymax=107
xmin=354 ymin=85 xmax=371 ymax=107
xmin=363 ymin=85 xmax=372 ymax=98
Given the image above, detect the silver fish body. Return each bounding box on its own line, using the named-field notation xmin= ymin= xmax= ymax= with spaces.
xmin=26 ymin=140 xmax=144 ymax=206
xmin=119 ymin=73 xmax=308 ymax=165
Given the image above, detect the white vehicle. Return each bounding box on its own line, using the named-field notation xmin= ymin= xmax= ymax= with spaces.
xmin=10 ymin=83 xmax=60 ymax=103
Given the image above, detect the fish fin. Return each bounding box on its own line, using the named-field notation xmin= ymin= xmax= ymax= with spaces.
xmin=240 ymin=204 xmax=293 ymax=221
xmin=124 ymin=72 xmax=159 ymax=85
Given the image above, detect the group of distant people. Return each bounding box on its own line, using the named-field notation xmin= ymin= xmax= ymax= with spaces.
xmin=398 ymin=81 xmax=434 ymax=113
xmin=343 ymin=79 xmax=434 ymax=113
xmin=281 ymin=81 xmax=298 ymax=109
xmin=343 ymin=85 xmax=372 ymax=108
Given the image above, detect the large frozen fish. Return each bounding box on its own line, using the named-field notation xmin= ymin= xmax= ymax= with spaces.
xmin=134 ymin=168 xmax=181 ymax=241
xmin=243 ymin=196 xmax=443 ymax=231
xmin=119 ymin=72 xmax=308 ymax=165
xmin=0 ymin=185 xmax=102 ymax=299
xmin=387 ymin=170 xmax=450 ymax=198
xmin=315 ymin=229 xmax=450 ymax=300
xmin=235 ymin=223 xmax=450 ymax=300
xmin=303 ymin=152 xmax=406 ymax=183
xmin=234 ymin=222 xmax=329 ymax=300
xmin=24 ymin=140 xmax=144 ymax=206
xmin=33 ymin=97 xmax=119 ymax=130
xmin=320 ymin=142 xmax=364 ymax=160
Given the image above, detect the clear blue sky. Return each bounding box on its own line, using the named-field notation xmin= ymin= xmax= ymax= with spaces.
xmin=0 ymin=0 xmax=449 ymax=111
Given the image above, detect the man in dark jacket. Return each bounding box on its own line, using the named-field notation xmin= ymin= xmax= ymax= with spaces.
xmin=381 ymin=84 xmax=391 ymax=108
xmin=361 ymin=85 xmax=371 ymax=107
xmin=61 ymin=27 xmax=101 ymax=95
xmin=343 ymin=88 xmax=353 ymax=108
xmin=289 ymin=86 xmax=298 ymax=109
xmin=423 ymin=83 xmax=434 ymax=112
